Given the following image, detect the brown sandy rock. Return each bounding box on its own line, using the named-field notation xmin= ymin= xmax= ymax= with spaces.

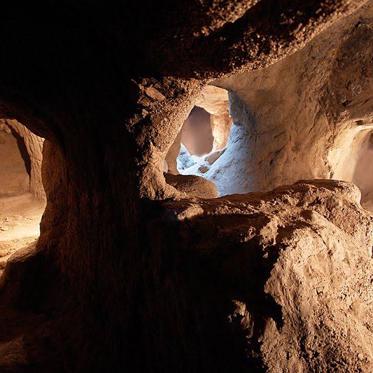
xmin=196 ymin=85 xmax=232 ymax=151
xmin=1 ymin=119 xmax=45 ymax=200
xmin=150 ymin=180 xmax=373 ymax=372
xmin=164 ymin=172 xmax=218 ymax=199
xmin=211 ymin=2 xmax=373 ymax=201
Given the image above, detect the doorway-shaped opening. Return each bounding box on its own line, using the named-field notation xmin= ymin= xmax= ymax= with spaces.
xmin=164 ymin=85 xmax=233 ymax=197
xmin=178 ymin=106 xmax=215 ymax=166
xmin=182 ymin=107 xmax=214 ymax=156
xmin=0 ymin=119 xmax=45 ymax=274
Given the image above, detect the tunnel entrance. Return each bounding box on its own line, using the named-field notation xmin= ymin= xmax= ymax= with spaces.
xmin=165 ymin=85 xmax=233 ymax=197
xmin=177 ymin=105 xmax=232 ymax=176
xmin=0 ymin=119 xmax=45 ymax=275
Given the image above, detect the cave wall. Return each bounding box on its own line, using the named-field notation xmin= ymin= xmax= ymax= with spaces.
xmin=351 ymin=132 xmax=373 ymax=209
xmin=196 ymin=85 xmax=232 ymax=152
xmin=0 ymin=119 xmax=45 ymax=200
xmin=0 ymin=1 xmax=370 ymax=372
xmin=0 ymin=125 xmax=29 ymax=196
xmin=210 ymin=2 xmax=373 ymax=198
xmin=143 ymin=180 xmax=373 ymax=372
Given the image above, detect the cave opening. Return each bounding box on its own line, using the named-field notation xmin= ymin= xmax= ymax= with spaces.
xmin=164 ymin=85 xmax=234 ymax=197
xmin=0 ymin=119 xmax=45 ymax=275
xmin=177 ymin=104 xmax=232 ymax=176
xmin=177 ymin=106 xmax=216 ymax=173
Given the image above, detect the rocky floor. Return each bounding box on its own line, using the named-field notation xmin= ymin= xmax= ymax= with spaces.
xmin=0 ymin=194 xmax=45 ymax=275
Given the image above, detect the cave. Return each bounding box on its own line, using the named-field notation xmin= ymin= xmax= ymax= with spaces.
xmin=0 ymin=2 xmax=373 ymax=373
xmin=0 ymin=119 xmax=45 ymax=275
xmin=167 ymin=85 xmax=233 ymax=196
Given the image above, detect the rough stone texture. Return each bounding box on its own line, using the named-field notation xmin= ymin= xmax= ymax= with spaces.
xmin=0 ymin=126 xmax=29 ymax=196
xmin=143 ymin=180 xmax=373 ymax=372
xmin=210 ymin=111 xmax=232 ymax=151
xmin=120 ymin=0 xmax=367 ymax=200
xmin=196 ymin=85 xmax=232 ymax=151
xmin=0 ymin=2 xmax=369 ymax=372
xmin=210 ymin=2 xmax=373 ymax=199
xmin=1 ymin=180 xmax=372 ymax=372
xmin=352 ymin=132 xmax=373 ymax=210
xmin=165 ymin=131 xmax=182 ymax=175
xmin=164 ymin=172 xmax=218 ymax=198
xmin=0 ymin=119 xmax=45 ymax=200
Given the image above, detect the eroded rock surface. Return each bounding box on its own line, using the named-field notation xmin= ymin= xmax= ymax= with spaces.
xmin=149 ymin=180 xmax=373 ymax=372
xmin=211 ymin=2 xmax=373 ymax=201
xmin=0 ymin=119 xmax=45 ymax=200
xmin=196 ymin=85 xmax=232 ymax=152
xmin=164 ymin=172 xmax=218 ymax=199
xmin=0 ymin=126 xmax=29 ymax=196
xmin=1 ymin=180 xmax=371 ymax=372
xmin=0 ymin=2 xmax=370 ymax=373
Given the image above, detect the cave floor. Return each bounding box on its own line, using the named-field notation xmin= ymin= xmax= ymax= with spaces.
xmin=0 ymin=193 xmax=45 ymax=275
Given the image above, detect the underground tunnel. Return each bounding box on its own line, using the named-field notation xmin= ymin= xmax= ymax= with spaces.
xmin=0 ymin=1 xmax=372 ymax=373
xmin=0 ymin=119 xmax=45 ymax=275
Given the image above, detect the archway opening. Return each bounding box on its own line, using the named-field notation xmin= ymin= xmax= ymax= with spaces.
xmin=164 ymin=85 xmax=234 ymax=198
xmin=0 ymin=119 xmax=45 ymax=275
xmin=177 ymin=105 xmax=231 ymax=175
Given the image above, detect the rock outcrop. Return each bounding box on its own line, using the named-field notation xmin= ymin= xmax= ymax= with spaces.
xmin=141 ymin=180 xmax=373 ymax=372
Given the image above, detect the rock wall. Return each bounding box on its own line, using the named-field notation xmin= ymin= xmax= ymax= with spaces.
xmin=0 ymin=119 xmax=45 ymax=200
xmin=196 ymin=85 xmax=232 ymax=152
xmin=140 ymin=180 xmax=373 ymax=372
xmin=0 ymin=1 xmax=368 ymax=372
xmin=0 ymin=125 xmax=29 ymax=196
xmin=351 ymin=132 xmax=373 ymax=209
xmin=165 ymin=131 xmax=182 ymax=175
xmin=209 ymin=3 xmax=373 ymax=200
